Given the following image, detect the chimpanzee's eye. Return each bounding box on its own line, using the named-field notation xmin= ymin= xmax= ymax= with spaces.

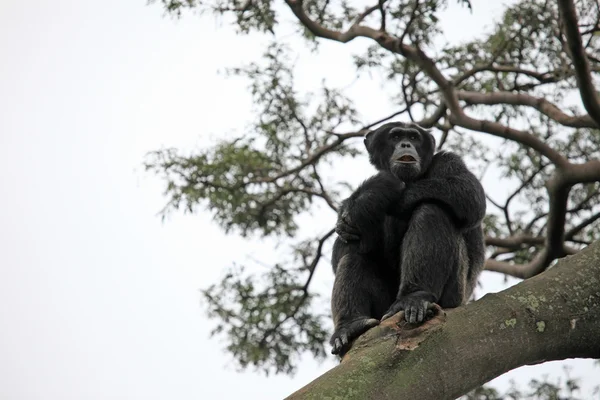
xmin=410 ymin=134 xmax=418 ymax=141
xmin=390 ymin=133 xmax=401 ymax=142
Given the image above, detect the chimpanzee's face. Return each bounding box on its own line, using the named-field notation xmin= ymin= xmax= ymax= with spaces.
xmin=364 ymin=122 xmax=436 ymax=181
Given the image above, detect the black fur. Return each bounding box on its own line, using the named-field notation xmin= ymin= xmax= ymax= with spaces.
xmin=330 ymin=122 xmax=486 ymax=356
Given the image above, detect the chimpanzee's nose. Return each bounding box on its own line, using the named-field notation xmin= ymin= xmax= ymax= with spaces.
xmin=401 ymin=142 xmax=411 ymax=148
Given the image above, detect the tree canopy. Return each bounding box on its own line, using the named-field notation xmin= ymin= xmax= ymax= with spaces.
xmin=146 ymin=0 xmax=600 ymax=396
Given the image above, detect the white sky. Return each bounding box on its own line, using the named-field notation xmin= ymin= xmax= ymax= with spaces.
xmin=0 ymin=1 xmax=597 ymax=399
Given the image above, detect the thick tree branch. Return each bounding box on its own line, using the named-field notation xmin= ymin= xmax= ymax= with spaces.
xmin=484 ymin=255 xmax=549 ymax=278
xmin=457 ymin=91 xmax=597 ymax=129
xmin=542 ymin=173 xmax=570 ymax=250
xmin=558 ymin=0 xmax=600 ymax=126
xmin=448 ymin=112 xmax=568 ymax=167
xmin=287 ymin=240 xmax=600 ymax=400
xmin=563 ymin=160 xmax=600 ymax=184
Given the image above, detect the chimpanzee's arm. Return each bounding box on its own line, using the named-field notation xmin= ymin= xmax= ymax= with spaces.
xmin=390 ymin=152 xmax=486 ymax=230
xmin=335 ymin=171 xmax=405 ymax=253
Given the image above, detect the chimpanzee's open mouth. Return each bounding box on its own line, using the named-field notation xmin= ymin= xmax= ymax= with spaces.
xmin=395 ymin=155 xmax=417 ymax=164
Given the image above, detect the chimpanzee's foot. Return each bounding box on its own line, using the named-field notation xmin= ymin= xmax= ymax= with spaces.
xmin=330 ymin=317 xmax=379 ymax=356
xmin=381 ymin=291 xmax=436 ymax=324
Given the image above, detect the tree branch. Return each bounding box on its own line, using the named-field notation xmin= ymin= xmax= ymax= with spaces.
xmin=483 ymin=172 xmax=572 ymax=280
xmin=360 ymin=107 xmax=408 ymax=131
xmin=285 ymin=0 xmax=380 ymax=43
xmin=455 ymin=65 xmax=560 ymax=88
xmin=377 ymin=0 xmax=386 ymax=31
xmin=302 ymin=228 xmax=336 ymax=291
xmin=565 ymin=211 xmax=600 ymax=239
xmin=311 ymin=165 xmax=338 ymax=212
xmin=253 ymin=131 xmax=364 ymax=184
xmin=563 ymin=160 xmax=600 ymax=184
xmin=448 ymin=112 xmax=569 ymax=167
xmin=399 ymin=0 xmax=420 ymax=45
xmin=485 ymin=235 xmax=545 ymax=248
xmin=457 ymin=91 xmax=597 ymax=129
xmin=287 ymin=240 xmax=600 ymax=399
xmin=352 ymin=4 xmax=380 ymax=28
xmin=558 ymin=0 xmax=600 ymax=127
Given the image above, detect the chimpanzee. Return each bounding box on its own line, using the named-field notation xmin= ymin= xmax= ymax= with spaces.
xmin=330 ymin=122 xmax=486 ymax=355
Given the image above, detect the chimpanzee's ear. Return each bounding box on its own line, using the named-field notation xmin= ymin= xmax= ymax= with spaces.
xmin=363 ymin=130 xmax=374 ymax=151
xmin=427 ymin=130 xmax=437 ymax=151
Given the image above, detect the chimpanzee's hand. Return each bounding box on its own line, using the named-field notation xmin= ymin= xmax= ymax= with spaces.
xmin=334 ymin=198 xmax=380 ymax=253
xmin=335 ymin=172 xmax=405 ymax=253
xmin=335 ymin=201 xmax=361 ymax=243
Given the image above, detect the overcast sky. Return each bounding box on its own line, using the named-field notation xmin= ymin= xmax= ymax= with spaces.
xmin=0 ymin=1 xmax=597 ymax=399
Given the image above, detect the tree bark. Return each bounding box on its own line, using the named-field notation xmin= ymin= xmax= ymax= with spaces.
xmin=286 ymin=240 xmax=600 ymax=400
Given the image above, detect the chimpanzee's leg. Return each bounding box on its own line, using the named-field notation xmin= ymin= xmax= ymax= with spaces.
xmin=330 ymin=239 xmax=393 ymax=356
xmin=463 ymin=226 xmax=486 ymax=301
xmin=382 ymin=204 xmax=469 ymax=323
